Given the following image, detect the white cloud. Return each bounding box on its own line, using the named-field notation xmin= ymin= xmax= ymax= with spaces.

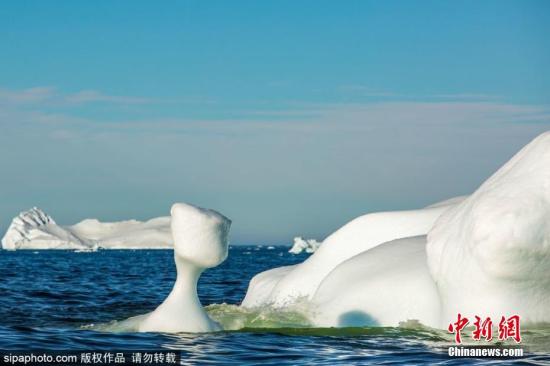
xmin=336 ymin=85 xmax=396 ymax=97
xmin=0 ymin=86 xmax=152 ymax=107
xmin=64 ymin=90 xmax=152 ymax=104
xmin=49 ymin=129 xmax=78 ymax=140
xmin=121 ymin=101 xmax=548 ymax=135
xmin=429 ymin=93 xmax=501 ymax=101
xmin=0 ymin=87 xmax=57 ymax=104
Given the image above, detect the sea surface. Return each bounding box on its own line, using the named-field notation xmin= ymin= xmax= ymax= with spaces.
xmin=0 ymin=247 xmax=549 ymax=365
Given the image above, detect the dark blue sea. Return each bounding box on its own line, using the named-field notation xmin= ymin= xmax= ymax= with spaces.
xmin=0 ymin=247 xmax=548 ymax=365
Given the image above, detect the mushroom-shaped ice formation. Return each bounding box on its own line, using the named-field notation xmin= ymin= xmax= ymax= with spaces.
xmin=138 ymin=203 xmax=231 ymax=333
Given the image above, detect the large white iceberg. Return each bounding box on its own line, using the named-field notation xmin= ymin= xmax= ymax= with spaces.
xmin=242 ymin=131 xmax=550 ymax=329
xmin=242 ymin=198 xmax=463 ymax=307
xmin=1 ymin=207 xmax=172 ymax=250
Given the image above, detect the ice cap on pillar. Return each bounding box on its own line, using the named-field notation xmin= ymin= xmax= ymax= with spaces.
xmin=170 ymin=202 xmax=231 ymax=268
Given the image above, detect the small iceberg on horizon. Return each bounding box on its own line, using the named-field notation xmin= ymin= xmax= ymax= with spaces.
xmin=289 ymin=237 xmax=321 ymax=254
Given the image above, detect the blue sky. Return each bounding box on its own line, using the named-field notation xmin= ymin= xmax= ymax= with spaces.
xmin=1 ymin=0 xmax=549 ymax=244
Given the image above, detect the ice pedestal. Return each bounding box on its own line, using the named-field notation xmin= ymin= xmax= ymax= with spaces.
xmin=139 ymin=203 xmax=231 ymax=333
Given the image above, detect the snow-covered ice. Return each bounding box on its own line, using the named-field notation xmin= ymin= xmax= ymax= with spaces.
xmin=427 ymin=131 xmax=550 ymax=327
xmin=138 ymin=202 xmax=232 ymax=333
xmin=1 ymin=208 xmax=97 ymax=250
xmin=242 ymin=198 xmax=463 ymax=307
xmin=242 ymin=131 xmax=550 ymax=329
xmin=70 ymin=216 xmax=171 ymax=249
xmin=241 ymin=265 xmax=297 ymax=308
xmin=311 ymin=235 xmax=440 ymax=327
xmin=1 ymin=208 xmax=171 ymax=250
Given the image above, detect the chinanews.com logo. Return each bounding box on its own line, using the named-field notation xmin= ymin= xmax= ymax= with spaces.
xmin=446 ymin=314 xmax=524 ymax=358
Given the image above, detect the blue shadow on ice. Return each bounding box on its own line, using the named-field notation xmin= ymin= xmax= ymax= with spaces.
xmin=338 ymin=311 xmax=378 ymax=327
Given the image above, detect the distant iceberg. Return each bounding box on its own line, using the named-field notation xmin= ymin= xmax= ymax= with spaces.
xmin=288 ymin=237 xmax=321 ymax=254
xmin=1 ymin=208 xmax=172 ymax=250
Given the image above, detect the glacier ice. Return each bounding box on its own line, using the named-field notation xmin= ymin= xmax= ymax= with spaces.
xmin=241 ymin=131 xmax=550 ymax=329
xmin=427 ymin=131 xmax=550 ymax=327
xmin=1 ymin=208 xmax=172 ymax=250
xmin=288 ymin=237 xmax=321 ymax=254
xmin=311 ymin=235 xmax=440 ymax=328
xmin=242 ymin=199 xmax=462 ymax=307
xmin=1 ymin=207 xmax=97 ymax=250
xmin=138 ymin=202 xmax=231 ymax=333
xmin=241 ymin=265 xmax=297 ymax=308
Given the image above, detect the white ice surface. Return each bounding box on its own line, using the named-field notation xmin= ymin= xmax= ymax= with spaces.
xmin=311 ymin=235 xmax=440 ymax=328
xmin=1 ymin=208 xmax=97 ymax=250
xmin=69 ymin=217 xmax=171 ymax=249
xmin=288 ymin=237 xmax=321 ymax=254
xmin=242 ymin=131 xmax=550 ymax=329
xmin=138 ymin=202 xmax=231 ymax=333
xmin=241 ymin=265 xmax=296 ymax=307
xmin=242 ymin=198 xmax=462 ymax=307
xmin=427 ymin=131 xmax=550 ymax=327
xmin=2 ymin=208 xmax=172 ymax=250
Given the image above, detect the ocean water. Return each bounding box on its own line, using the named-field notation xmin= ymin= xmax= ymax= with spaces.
xmin=0 ymin=247 xmax=548 ymax=365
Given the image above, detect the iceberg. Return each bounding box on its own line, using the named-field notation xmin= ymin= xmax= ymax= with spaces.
xmin=241 ymin=265 xmax=297 ymax=308
xmin=70 ymin=216 xmax=171 ymax=249
xmin=427 ymin=131 xmax=550 ymax=327
xmin=242 ymin=198 xmax=463 ymax=307
xmin=1 ymin=207 xmax=96 ymax=250
xmin=242 ymin=131 xmax=550 ymax=329
xmin=311 ymin=235 xmax=440 ymax=328
xmin=1 ymin=208 xmax=172 ymax=250
xmin=288 ymin=237 xmax=321 ymax=254
xmin=137 ymin=202 xmax=231 ymax=333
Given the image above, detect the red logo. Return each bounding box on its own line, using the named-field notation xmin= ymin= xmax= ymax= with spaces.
xmin=448 ymin=314 xmax=521 ymax=344
xmin=472 ymin=316 xmax=493 ymax=341
xmin=448 ymin=313 xmax=469 ymax=344
xmin=498 ymin=315 xmax=521 ymax=343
